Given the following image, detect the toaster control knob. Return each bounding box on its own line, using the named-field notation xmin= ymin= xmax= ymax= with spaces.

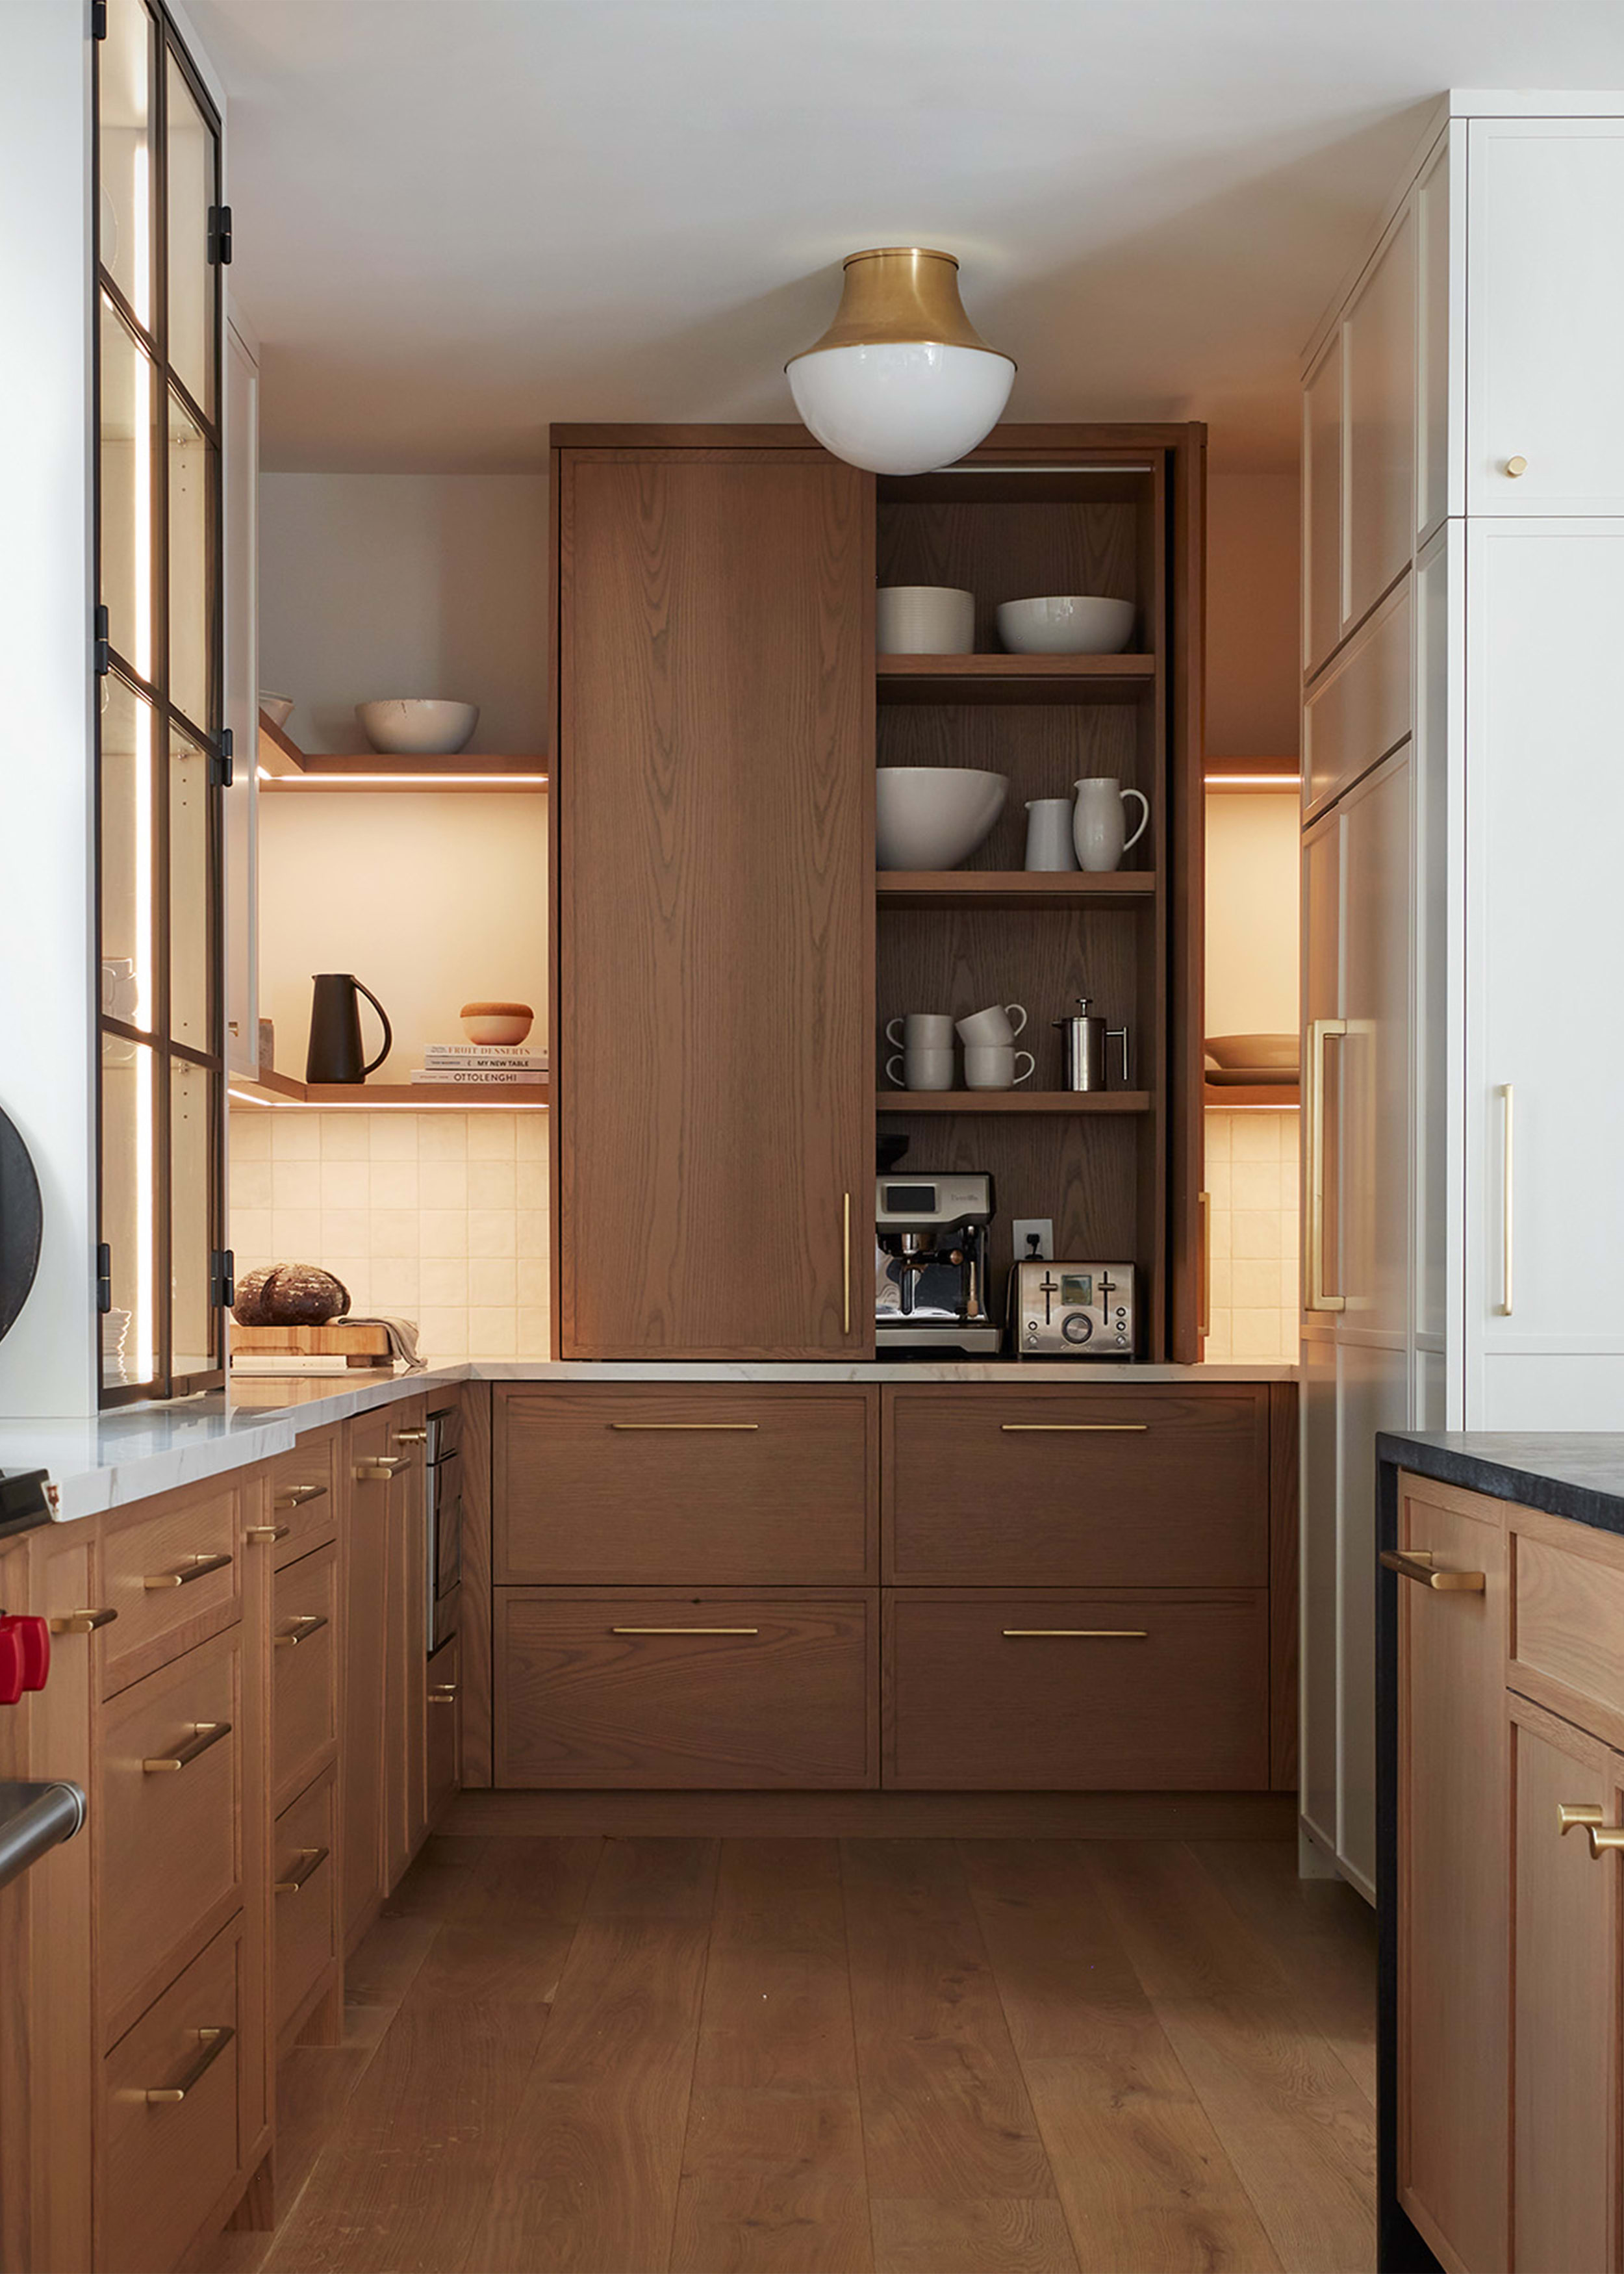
xmin=0 ymin=1615 xmax=49 ymax=1706
xmin=1061 ymin=1310 xmax=1093 ymax=1346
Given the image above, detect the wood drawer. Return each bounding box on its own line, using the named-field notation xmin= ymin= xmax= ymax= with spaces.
xmin=494 ymin=1385 xmax=877 ymax=1583
xmin=885 ymin=1590 xmax=1270 ymax=1789
xmin=495 ymin=1589 xmax=876 ymax=1788
xmin=99 ymin=1625 xmax=244 ymax=2044
xmin=100 ymin=1914 xmax=243 ymax=2274
xmin=267 ymin=1427 xmax=340 ymax=1569
xmin=100 ymin=1480 xmax=242 ymax=1697
xmin=885 ymin=1386 xmax=1270 ymax=1586
xmin=272 ymin=1542 xmax=339 ymax=1812
xmin=274 ymin=1767 xmax=337 ymax=2041
xmin=1512 ymin=1516 xmax=1624 ymax=1736
xmin=426 ymin=1632 xmax=460 ymax=1828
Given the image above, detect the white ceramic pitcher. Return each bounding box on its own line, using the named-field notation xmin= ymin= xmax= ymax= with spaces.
xmin=1072 ymin=777 xmax=1150 ymax=873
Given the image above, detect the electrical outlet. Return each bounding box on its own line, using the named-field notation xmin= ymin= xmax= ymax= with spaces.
xmin=1013 ymin=1218 xmax=1053 ymax=1262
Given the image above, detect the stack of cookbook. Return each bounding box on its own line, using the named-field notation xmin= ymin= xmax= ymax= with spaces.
xmin=410 ymin=1041 xmax=548 ymax=1086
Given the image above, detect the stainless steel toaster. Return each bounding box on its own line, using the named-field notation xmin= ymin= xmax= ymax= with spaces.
xmin=1009 ymin=1260 xmax=1136 ymax=1357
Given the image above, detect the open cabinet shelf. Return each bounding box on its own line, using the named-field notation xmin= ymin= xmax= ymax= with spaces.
xmin=878 ymin=871 xmax=1154 ymax=910
xmin=231 ymin=1070 xmax=548 ymax=1109
xmin=876 ymin=653 xmax=1156 ymax=705
xmin=878 ymin=1090 xmax=1152 ymax=1115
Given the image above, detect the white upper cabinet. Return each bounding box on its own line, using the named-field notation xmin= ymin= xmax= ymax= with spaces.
xmin=1303 ymin=335 xmax=1344 ymax=678
xmin=1469 ymin=120 xmax=1624 ymax=515
xmin=1343 ymin=206 xmax=1417 ymax=630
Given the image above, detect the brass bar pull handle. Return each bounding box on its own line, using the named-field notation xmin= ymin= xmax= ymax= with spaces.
xmin=142 ymin=1720 xmax=231 ymax=1774
xmin=610 ymin=1626 xmax=759 ymax=1637
xmin=1002 ymin=1628 xmax=1149 ymax=1639
xmin=1558 ymin=1804 xmax=1624 ymax=1858
xmin=353 ymin=1455 xmax=409 ymax=1480
xmin=47 ymin=1606 xmax=118 ymax=1635
xmin=607 ymin=1423 xmax=760 ymax=1433
xmin=143 ymin=2025 xmax=234 ymax=2104
xmin=843 ymin=1190 xmax=852 ymax=1335
xmin=244 ymin=1524 xmax=291 ymax=1546
xmin=394 ymin=1428 xmax=429 ymax=1444
xmin=429 ymin=1685 xmax=458 ymax=1704
xmin=274 ymin=1614 xmax=329 ymax=1649
xmin=1000 ymin=1423 xmax=1149 ymax=1433
xmin=142 ymin=1550 xmax=233 ymax=1591
xmin=275 ymin=1846 xmax=329 ymax=1895
xmin=1307 ymin=1017 xmax=1347 ymax=1312
xmin=1498 ymin=1083 xmax=1514 ymax=1316
xmin=1199 ymin=1189 xmax=1211 ymax=1337
xmin=1380 ymin=1549 xmax=1487 ymax=1594
xmin=273 ymin=1484 xmax=327 ymax=1509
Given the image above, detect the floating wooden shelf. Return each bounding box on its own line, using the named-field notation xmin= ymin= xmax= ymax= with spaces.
xmin=230 ymin=1070 xmax=548 ymax=1109
xmin=1204 ymin=1081 xmax=1300 ymax=1110
xmin=257 ymin=709 xmax=548 ymax=791
xmin=877 ymin=1090 xmax=1152 ymax=1116
xmin=878 ymin=870 xmax=1155 ymax=910
xmin=876 ymin=654 xmax=1156 ymax=706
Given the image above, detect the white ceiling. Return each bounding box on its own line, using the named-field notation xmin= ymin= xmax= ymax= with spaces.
xmin=190 ymin=0 xmax=1624 ymax=475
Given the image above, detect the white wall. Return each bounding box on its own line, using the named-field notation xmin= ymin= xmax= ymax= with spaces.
xmin=0 ymin=12 xmax=97 ymax=1414
xmin=1206 ymin=470 xmax=1299 ymax=760
xmin=258 ymin=473 xmax=550 ymax=754
xmin=1205 ymin=789 xmax=1300 ymax=1038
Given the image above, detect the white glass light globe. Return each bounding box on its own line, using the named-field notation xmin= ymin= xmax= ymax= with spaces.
xmin=787 ymin=340 xmax=1016 ymax=476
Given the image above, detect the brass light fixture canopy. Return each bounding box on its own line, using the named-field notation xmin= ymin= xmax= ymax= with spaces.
xmin=788 ymin=247 xmax=1009 ymax=362
xmin=785 ymin=246 xmax=1016 ymax=476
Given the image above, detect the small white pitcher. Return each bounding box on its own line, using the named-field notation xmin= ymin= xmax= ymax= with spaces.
xmin=1072 ymin=777 xmax=1150 ymax=873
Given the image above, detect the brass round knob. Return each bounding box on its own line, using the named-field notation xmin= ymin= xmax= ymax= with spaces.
xmin=1506 ymin=455 xmax=1528 ymax=478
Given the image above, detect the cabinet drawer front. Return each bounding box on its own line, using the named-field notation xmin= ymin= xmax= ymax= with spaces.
xmin=100 ymin=1627 xmax=243 ymax=2041
xmin=1303 ymin=574 xmax=1412 ymax=818
xmin=268 ymin=1427 xmax=339 ymax=1569
xmin=272 ymin=1542 xmax=340 ymax=1811
xmin=1513 ymin=1527 xmax=1624 ymax=1729
xmin=101 ymin=1483 xmax=242 ymax=1696
xmin=885 ymin=1387 xmax=1269 ymax=1586
xmin=495 ymin=1386 xmax=876 ymax=1583
xmin=101 ymin=1915 xmax=243 ymax=2274
xmin=885 ymin=1591 xmax=1269 ymax=1789
xmin=496 ymin=1590 xmax=875 ymax=1788
xmin=274 ymin=1769 xmax=337 ymax=2040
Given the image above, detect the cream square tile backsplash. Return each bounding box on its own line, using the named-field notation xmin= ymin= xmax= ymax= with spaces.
xmin=229 ymin=1110 xmax=549 ymax=1358
xmin=1204 ymin=1109 xmax=1299 ymax=1364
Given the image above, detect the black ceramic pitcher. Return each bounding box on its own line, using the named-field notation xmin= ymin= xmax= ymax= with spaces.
xmin=306 ymin=975 xmax=392 ymax=1084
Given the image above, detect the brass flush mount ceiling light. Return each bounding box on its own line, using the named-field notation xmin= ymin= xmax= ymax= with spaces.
xmin=785 ymin=247 xmax=1015 ymax=476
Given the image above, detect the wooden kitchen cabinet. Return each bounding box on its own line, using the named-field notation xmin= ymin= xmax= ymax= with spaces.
xmin=341 ymin=1410 xmax=390 ymax=1948
xmin=382 ymin=1399 xmax=428 ymax=1891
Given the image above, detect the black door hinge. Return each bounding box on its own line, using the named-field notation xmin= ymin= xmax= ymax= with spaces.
xmin=211 ymin=1249 xmax=235 ymax=1310
xmin=93 ymin=603 xmax=110 ymax=677
xmin=207 ymin=205 xmax=233 ymax=265
xmin=95 ymin=1244 xmax=112 ymax=1315
xmin=91 ymin=0 xmax=107 ymax=38
xmin=210 ymin=730 xmax=234 ymax=789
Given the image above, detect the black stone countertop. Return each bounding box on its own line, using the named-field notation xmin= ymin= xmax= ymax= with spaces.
xmin=1378 ymin=1430 xmax=1624 ymax=1541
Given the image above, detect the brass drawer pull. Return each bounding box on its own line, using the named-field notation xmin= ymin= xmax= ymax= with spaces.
xmin=274 ymin=1614 xmax=329 ymax=1649
xmin=394 ymin=1428 xmax=429 ymax=1444
xmin=354 ymin=1456 xmax=409 ymax=1481
xmin=429 ymin=1684 xmax=458 ymax=1704
xmin=1380 ymin=1548 xmax=1486 ymax=1594
xmin=1002 ymin=1628 xmax=1149 ymax=1639
xmin=142 ymin=1550 xmax=233 ymax=1591
xmin=244 ymin=1524 xmax=291 ymax=1546
xmin=843 ymin=1190 xmax=852 ymax=1335
xmin=607 ymin=1423 xmax=760 ymax=1432
xmin=275 ymin=1845 xmax=329 ymax=1895
xmin=999 ymin=1424 xmax=1148 ymax=1434
xmin=47 ymin=1606 xmax=118 ymax=1635
xmin=273 ymin=1484 xmax=328 ymax=1510
xmin=142 ymin=1720 xmax=231 ymax=1774
xmin=1558 ymin=1803 xmax=1624 ymax=1858
xmin=143 ymin=2025 xmax=234 ymax=2104
xmin=610 ymin=1625 xmax=759 ymax=1636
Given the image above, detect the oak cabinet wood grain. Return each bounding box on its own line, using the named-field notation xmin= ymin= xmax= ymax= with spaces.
xmin=342 ymin=1411 xmax=390 ymax=1948
xmin=273 ymin=1765 xmax=338 ymax=2045
xmin=99 ymin=1480 xmax=242 ymax=1698
xmin=425 ymin=1633 xmax=461 ymax=1828
xmin=382 ymin=1398 xmax=428 ymax=1891
xmin=555 ymin=445 xmax=873 ymax=1359
xmin=270 ymin=1541 xmax=339 ymax=1814
xmin=264 ymin=1426 xmax=339 ymax=1570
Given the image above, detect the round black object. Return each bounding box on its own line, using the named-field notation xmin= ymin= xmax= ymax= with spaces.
xmin=0 ymin=1107 xmax=43 ymax=1343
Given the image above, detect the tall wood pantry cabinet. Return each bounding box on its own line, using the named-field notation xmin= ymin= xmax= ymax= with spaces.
xmin=548 ymin=424 xmax=1206 ymax=1361
xmin=1299 ymin=92 xmax=1624 ymax=1900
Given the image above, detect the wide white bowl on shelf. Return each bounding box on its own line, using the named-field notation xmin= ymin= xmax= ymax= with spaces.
xmin=995 ymin=595 xmax=1136 ymax=655
xmin=876 ymin=767 xmax=1008 ymax=871
xmin=1205 ymin=1032 xmax=1299 ymax=1072
xmin=356 ymin=698 xmax=479 ymax=756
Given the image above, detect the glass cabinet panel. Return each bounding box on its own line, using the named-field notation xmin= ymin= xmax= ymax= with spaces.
xmin=168 ymin=386 xmax=212 ymax=730
xmin=101 ymin=1038 xmax=155 ymax=1390
xmin=99 ymin=674 xmax=156 ymax=1032
xmin=170 ymin=1056 xmax=214 ymax=1380
xmin=168 ymin=720 xmax=210 ymax=1051
xmin=99 ymin=296 xmax=157 ymax=685
xmin=98 ymin=0 xmax=153 ymax=327
xmin=164 ymin=50 xmax=214 ymax=418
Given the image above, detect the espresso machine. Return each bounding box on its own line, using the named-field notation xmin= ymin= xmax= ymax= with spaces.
xmin=874 ymin=1172 xmax=1000 ymax=1355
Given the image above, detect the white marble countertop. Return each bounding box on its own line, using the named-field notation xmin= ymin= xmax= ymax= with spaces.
xmin=1 ymin=1356 xmax=1299 ymax=1522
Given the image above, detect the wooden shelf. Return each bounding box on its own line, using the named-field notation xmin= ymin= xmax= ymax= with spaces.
xmin=876 ymin=654 xmax=1156 ymax=706
xmin=877 ymin=1090 xmax=1152 ymax=1116
xmin=230 ymin=1071 xmax=548 ymax=1109
xmin=878 ymin=870 xmax=1155 ymax=910
xmin=258 ymin=710 xmax=548 ymax=791
xmin=1204 ymin=1081 xmax=1299 ymax=1110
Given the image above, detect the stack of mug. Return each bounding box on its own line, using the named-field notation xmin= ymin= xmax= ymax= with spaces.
xmin=885 ymin=1004 xmax=1035 ymax=1092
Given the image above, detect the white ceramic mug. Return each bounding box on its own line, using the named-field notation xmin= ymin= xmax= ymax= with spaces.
xmin=876 ymin=586 xmax=976 ymax=656
xmin=885 ymin=1012 xmax=954 ymax=1051
xmin=956 ymin=1002 xmax=1028 ymax=1047
xmin=1024 ymin=798 xmax=1078 ymax=872
xmin=1072 ymin=778 xmax=1150 ymax=873
xmin=963 ymin=1043 xmax=1036 ymax=1091
xmin=885 ymin=1046 xmax=956 ymax=1092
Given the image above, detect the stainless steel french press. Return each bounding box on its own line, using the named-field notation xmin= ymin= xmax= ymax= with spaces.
xmin=1053 ymin=997 xmax=1131 ymax=1092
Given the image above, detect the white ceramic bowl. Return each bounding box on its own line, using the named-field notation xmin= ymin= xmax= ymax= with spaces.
xmin=876 ymin=585 xmax=976 ymax=656
xmin=356 ymin=698 xmax=479 ymax=756
xmin=876 ymin=767 xmax=1008 ymax=871
xmin=258 ymin=693 xmax=295 ymax=731
xmin=995 ymin=595 xmax=1136 ymax=656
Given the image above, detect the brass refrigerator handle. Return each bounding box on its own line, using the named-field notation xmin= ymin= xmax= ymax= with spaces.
xmin=1558 ymin=1804 xmax=1624 ymax=1858
xmin=142 ymin=1551 xmax=233 ymax=1591
xmin=843 ymin=1190 xmax=852 ymax=1335
xmin=1307 ymin=1017 xmax=1347 ymax=1312
xmin=274 ymin=1846 xmax=329 ymax=1895
xmin=1498 ymin=1084 xmax=1514 ymax=1316
xmin=142 ymin=1720 xmax=232 ymax=1774
xmin=1380 ymin=1548 xmax=1486 ymax=1594
xmin=142 ymin=2026 xmax=234 ymax=2105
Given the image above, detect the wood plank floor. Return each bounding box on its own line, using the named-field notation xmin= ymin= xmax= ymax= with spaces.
xmin=201 ymin=1835 xmax=1377 ymax=2274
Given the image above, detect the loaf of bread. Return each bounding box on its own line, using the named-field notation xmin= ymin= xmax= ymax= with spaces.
xmin=232 ymin=1264 xmax=351 ymax=1327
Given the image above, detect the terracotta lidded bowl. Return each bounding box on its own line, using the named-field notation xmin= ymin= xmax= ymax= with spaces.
xmin=461 ymin=1001 xmax=534 ymax=1046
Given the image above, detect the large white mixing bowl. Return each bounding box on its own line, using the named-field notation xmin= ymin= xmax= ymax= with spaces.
xmin=876 ymin=767 xmax=1008 ymax=871
xmin=356 ymin=698 xmax=479 ymax=756
xmin=995 ymin=595 xmax=1136 ymax=655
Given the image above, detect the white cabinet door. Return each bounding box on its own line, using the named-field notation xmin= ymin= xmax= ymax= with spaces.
xmin=1412 ymin=527 xmax=1458 ymax=1362
xmin=1469 ymin=520 xmax=1624 ymax=1399
xmin=1343 ymin=205 xmax=1415 ymax=633
xmin=1303 ymin=334 xmax=1344 ymax=678
xmin=1468 ymin=120 xmax=1624 ymax=515
xmin=1339 ymin=748 xmax=1412 ymax=1343
xmin=222 ymin=313 xmax=259 ymax=1082
xmin=1414 ymin=133 xmax=1461 ymax=545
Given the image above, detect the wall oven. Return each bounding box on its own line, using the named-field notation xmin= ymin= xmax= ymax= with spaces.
xmin=424 ymin=1407 xmax=461 ymax=1655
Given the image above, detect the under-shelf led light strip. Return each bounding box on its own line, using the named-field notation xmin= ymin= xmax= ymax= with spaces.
xmin=227 ymin=1088 xmax=548 ymax=1112
xmin=257 ymin=768 xmax=548 ymax=789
